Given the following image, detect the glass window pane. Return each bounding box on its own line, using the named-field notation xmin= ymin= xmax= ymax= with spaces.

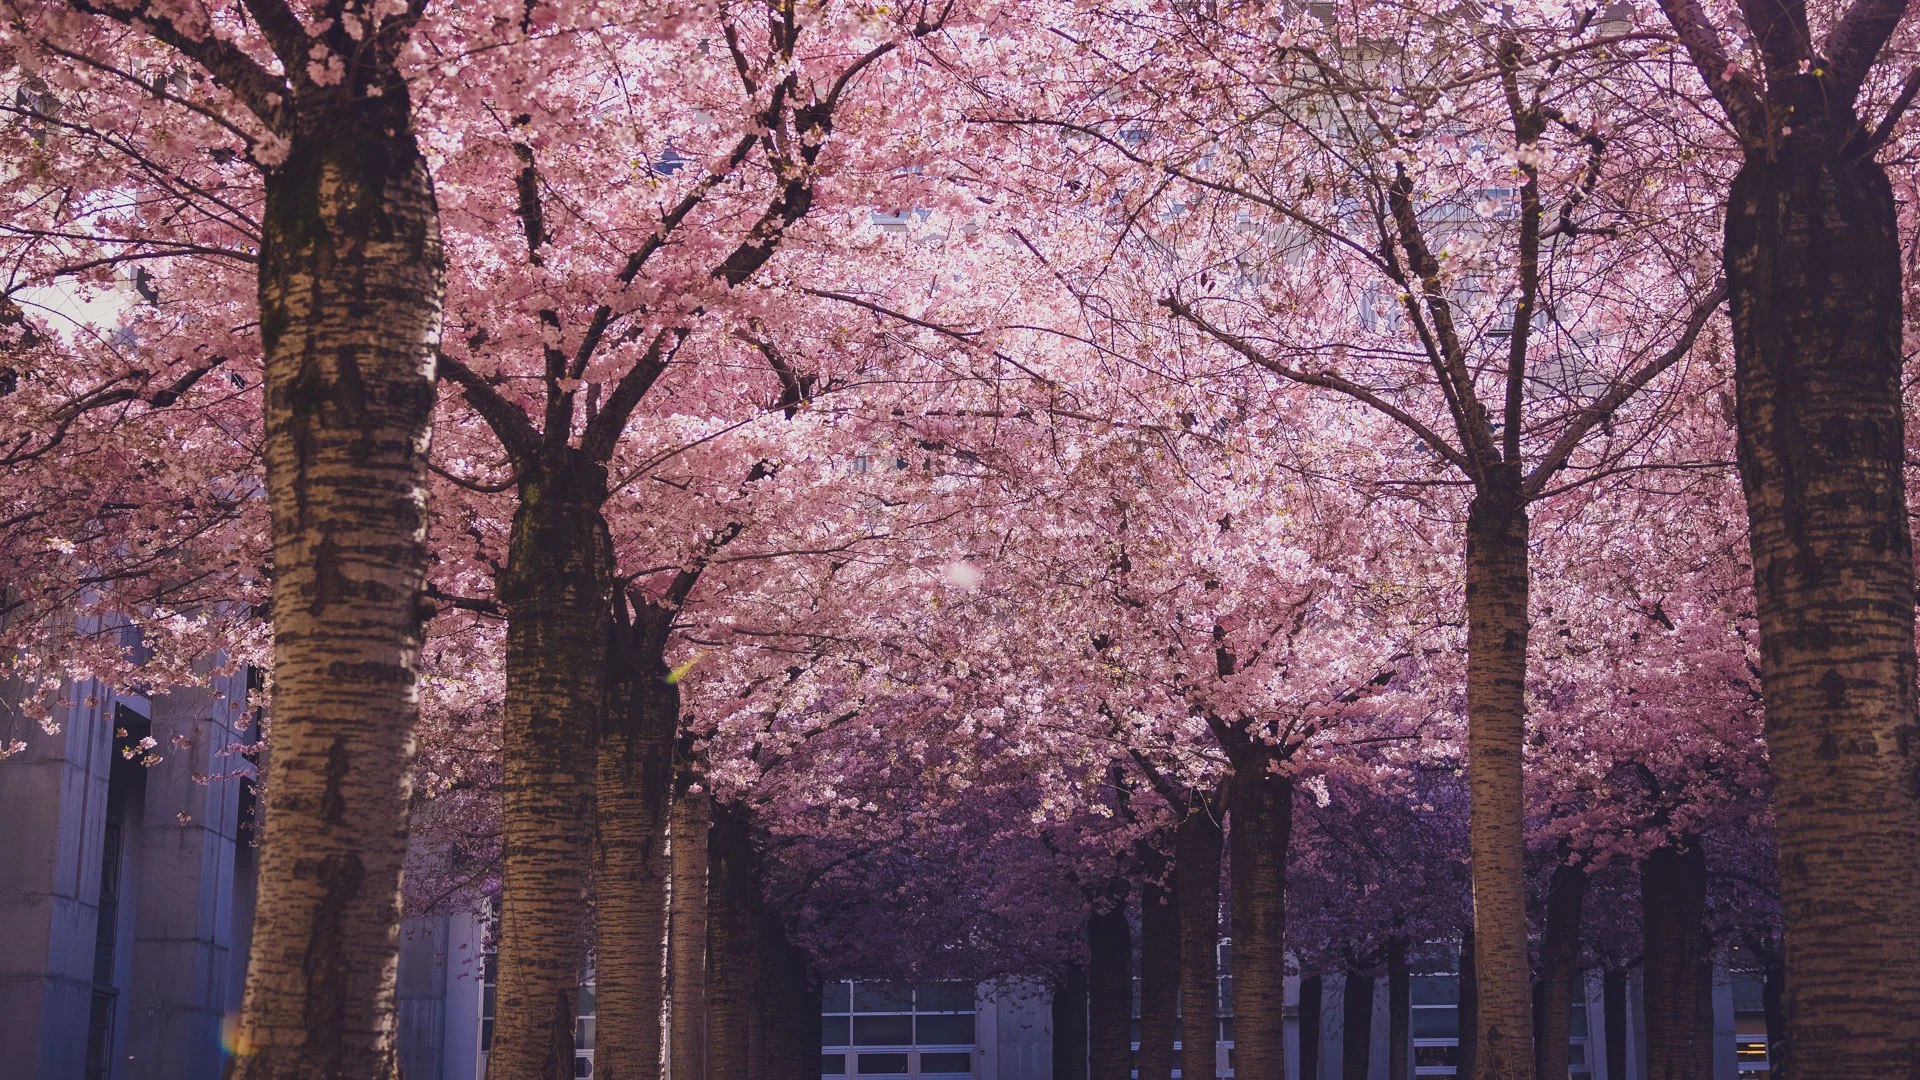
xmin=855 ymin=1052 xmax=910 ymax=1074
xmin=917 ymin=1014 xmax=975 ymax=1044
xmin=822 ymin=1016 xmax=850 ymax=1046
xmin=1411 ymin=977 xmax=1459 ymax=1006
xmin=577 ymin=987 xmax=595 ymax=1016
xmin=854 ymin=984 xmax=913 ymax=1013
xmin=822 ymin=1053 xmax=848 ymax=1076
xmin=920 ymin=1051 xmax=973 ymax=1073
xmin=822 ymin=982 xmax=851 ymax=1014
xmin=852 ymin=1015 xmax=913 ymax=1044
xmin=917 ymin=983 xmax=975 ymax=1012
xmin=1412 ymin=1009 xmax=1460 ymax=1038
xmin=1568 ymin=1045 xmax=1586 ymax=1065
xmin=575 ymin=1017 xmax=595 ymax=1050
xmin=1569 ymin=1005 xmax=1588 ymax=1037
xmin=574 ymin=1055 xmax=591 ymax=1078
xmin=1415 ymin=1045 xmax=1460 ymax=1067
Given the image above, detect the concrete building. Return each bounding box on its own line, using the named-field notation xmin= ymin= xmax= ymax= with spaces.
xmin=1 ymin=664 xmax=255 ymax=1080
xmin=0 ymin=662 xmax=1770 ymax=1080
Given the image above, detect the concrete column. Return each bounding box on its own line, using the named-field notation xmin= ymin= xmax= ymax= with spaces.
xmin=444 ymin=908 xmax=487 ymax=1080
xmin=398 ymin=914 xmax=452 ymax=1080
xmin=0 ymin=677 xmax=117 ymax=1080
xmin=123 ymin=671 xmax=248 ymax=1080
xmin=1710 ymin=961 xmax=1736 ymax=1080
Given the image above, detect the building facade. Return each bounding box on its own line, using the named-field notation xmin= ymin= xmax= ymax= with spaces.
xmin=0 ymin=666 xmax=1770 ymax=1080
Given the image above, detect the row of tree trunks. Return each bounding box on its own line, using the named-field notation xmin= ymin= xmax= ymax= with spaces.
xmin=1137 ymin=849 xmax=1181 ymax=1080
xmin=1174 ymin=805 xmax=1223 ymax=1080
xmin=1226 ymin=746 xmax=1293 ymax=1077
xmin=1053 ymin=961 xmax=1090 ymax=1080
xmin=1089 ymin=901 xmax=1135 ymax=1080
xmin=489 ymin=463 xmax=614 ymax=1080
xmin=1534 ymin=860 xmax=1588 ymax=1080
xmin=592 ymin=602 xmax=679 ymax=1080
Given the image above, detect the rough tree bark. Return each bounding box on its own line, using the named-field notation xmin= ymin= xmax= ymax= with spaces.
xmin=1388 ymin=939 xmax=1410 ymax=1080
xmin=1088 ymin=902 xmax=1134 ymax=1080
xmin=1648 ymin=0 xmax=1920 ymax=1068
xmin=1227 ymin=747 xmax=1292 ymax=1079
xmin=236 ymin=71 xmax=443 ymax=1080
xmin=1299 ymin=975 xmax=1322 ymax=1080
xmin=593 ymin=601 xmax=678 ymax=1080
xmin=1054 ymin=962 xmax=1090 ymax=1080
xmin=705 ymin=805 xmax=755 ymax=1080
xmin=1465 ymin=485 xmax=1533 ymax=1080
xmin=1139 ymin=851 xmax=1180 ymax=1080
xmin=1343 ymin=971 xmax=1374 ymax=1080
xmin=1724 ymin=97 xmax=1920 ymax=1077
xmin=488 ymin=460 xmax=613 ymax=1080
xmin=1175 ymin=805 xmax=1223 ymax=1080
xmin=668 ymin=781 xmax=711 ymax=1080
xmin=1534 ymin=861 xmax=1587 ymax=1080
xmin=1641 ymin=839 xmax=1708 ymax=1080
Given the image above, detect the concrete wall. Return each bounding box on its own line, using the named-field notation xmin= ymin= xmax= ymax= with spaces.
xmin=978 ymin=978 xmax=1051 ymax=1080
xmin=123 ymin=673 xmax=250 ymax=1080
xmin=0 ymin=677 xmax=118 ymax=1080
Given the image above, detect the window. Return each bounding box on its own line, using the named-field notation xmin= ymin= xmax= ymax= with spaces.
xmin=855 ymin=1015 xmax=914 ymax=1044
xmin=921 ymin=1051 xmax=973 ymax=1074
xmin=1411 ymin=972 xmax=1461 ymax=1076
xmin=822 ymin=981 xmax=975 ymax=1077
xmin=857 ymin=1053 xmax=910 ymax=1075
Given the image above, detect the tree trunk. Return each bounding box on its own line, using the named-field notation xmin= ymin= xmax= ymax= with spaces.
xmin=594 ymin=605 xmax=678 ymax=1080
xmin=234 ymin=90 xmax=443 ymax=1080
xmin=1054 ymin=962 xmax=1090 ymax=1080
xmin=1388 ymin=939 xmax=1410 ymax=1080
xmin=1724 ymin=121 xmax=1920 ymax=1072
xmin=1139 ymin=856 xmax=1180 ymax=1080
xmin=1227 ymin=748 xmax=1292 ymax=1079
xmin=706 ymin=805 xmax=755 ymax=1080
xmin=669 ymin=783 xmax=711 ymax=1080
xmin=1299 ymin=975 xmax=1322 ymax=1080
xmin=1601 ymin=969 xmax=1626 ymax=1080
xmin=1342 ymin=971 xmax=1374 ymax=1080
xmin=1175 ymin=806 xmax=1223 ymax=1080
xmin=489 ymin=463 xmax=613 ymax=1080
xmin=1464 ymin=488 xmax=1533 ymax=1080
xmin=1088 ymin=902 xmax=1134 ymax=1080
xmin=1458 ymin=930 xmax=1478 ymax=1080
xmin=769 ymin=941 xmax=818 ymax=1080
xmin=1534 ymin=862 xmax=1587 ymax=1080
xmin=1641 ymin=839 xmax=1708 ymax=1080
